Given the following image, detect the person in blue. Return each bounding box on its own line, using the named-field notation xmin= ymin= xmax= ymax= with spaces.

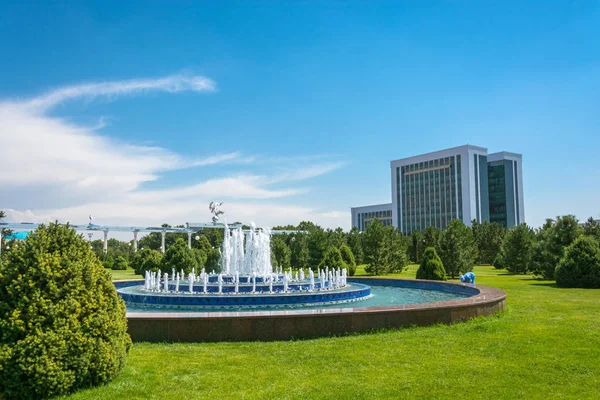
xmin=459 ymin=272 xmax=476 ymax=285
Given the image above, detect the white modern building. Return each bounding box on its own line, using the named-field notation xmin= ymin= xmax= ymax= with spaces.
xmin=352 ymin=145 xmax=524 ymax=233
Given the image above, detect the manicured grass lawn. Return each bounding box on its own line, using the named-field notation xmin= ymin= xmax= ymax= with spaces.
xmin=107 ymin=267 xmax=139 ymax=281
xmin=66 ymin=266 xmax=600 ymax=399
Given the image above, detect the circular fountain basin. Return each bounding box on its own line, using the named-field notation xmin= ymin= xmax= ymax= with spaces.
xmin=117 ymin=282 xmax=371 ymax=308
xmin=115 ymin=277 xmax=506 ymax=342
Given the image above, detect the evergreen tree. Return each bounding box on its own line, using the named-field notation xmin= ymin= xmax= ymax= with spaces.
xmin=416 ymin=247 xmax=446 ymax=281
xmin=418 ymin=226 xmax=442 ymax=262
xmin=555 ymin=236 xmax=600 ymax=288
xmin=363 ymin=220 xmax=408 ymax=275
xmin=498 ymin=223 xmax=535 ymax=274
xmin=271 ymin=235 xmax=291 ymax=270
xmin=160 ymin=238 xmax=197 ymax=275
xmin=438 ymin=219 xmax=477 ymax=278
xmin=289 ymin=233 xmax=310 ymax=271
xmin=339 ymin=244 xmax=357 ymax=276
xmin=529 ymin=215 xmax=582 ymax=279
xmin=318 ymin=246 xmax=348 ymax=270
xmin=472 ymin=221 xmax=507 ymax=265
xmin=347 ymin=227 xmax=364 ymax=265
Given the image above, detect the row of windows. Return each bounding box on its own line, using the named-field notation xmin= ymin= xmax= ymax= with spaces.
xmin=361 ymin=210 xmax=391 ymax=219
xmin=398 ymin=155 xmax=463 ymax=233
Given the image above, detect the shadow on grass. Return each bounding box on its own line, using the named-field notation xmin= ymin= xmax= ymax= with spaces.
xmin=529 ymin=282 xmax=558 ymax=288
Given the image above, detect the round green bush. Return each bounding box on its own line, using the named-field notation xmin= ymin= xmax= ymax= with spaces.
xmin=493 ymin=254 xmax=505 ymax=270
xmin=416 ymin=247 xmax=446 ymax=281
xmin=140 ymin=249 xmax=163 ymax=274
xmin=0 ymin=223 xmax=131 ymax=400
xmin=339 ymin=244 xmax=356 ymax=276
xmin=555 ymin=236 xmax=600 ymax=288
xmin=161 ymin=238 xmax=197 ymax=275
xmin=318 ymin=246 xmax=348 ymax=271
xmin=111 ymin=255 xmax=129 ymax=271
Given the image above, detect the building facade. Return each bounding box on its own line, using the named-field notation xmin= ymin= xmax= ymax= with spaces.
xmin=352 ymin=145 xmax=524 ymax=232
xmin=351 ymin=203 xmax=393 ymax=232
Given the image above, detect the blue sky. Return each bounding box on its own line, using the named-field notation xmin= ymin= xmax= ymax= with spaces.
xmin=1 ymin=1 xmax=599 ymax=231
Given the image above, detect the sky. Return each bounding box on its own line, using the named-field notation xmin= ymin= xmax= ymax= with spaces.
xmin=1 ymin=1 xmax=599 ymax=237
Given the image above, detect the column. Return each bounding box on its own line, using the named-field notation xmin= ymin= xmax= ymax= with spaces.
xmin=103 ymin=230 xmax=109 ymax=253
xmin=187 ymin=232 xmax=192 ymax=249
xmin=161 ymin=231 xmax=166 ymax=253
xmin=133 ymin=231 xmax=138 ymax=252
xmin=0 ymin=229 xmax=3 ymax=258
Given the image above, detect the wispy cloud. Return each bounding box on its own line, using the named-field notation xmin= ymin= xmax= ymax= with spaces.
xmin=0 ymin=74 xmax=349 ymax=231
xmin=19 ymin=74 xmax=215 ymax=112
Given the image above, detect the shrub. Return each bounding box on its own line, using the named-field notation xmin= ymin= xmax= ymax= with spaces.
xmin=271 ymin=236 xmax=291 ymax=270
xmin=0 ymin=223 xmax=131 ymax=400
xmin=416 ymin=247 xmax=446 ymax=281
xmin=205 ymin=248 xmax=222 ymax=273
xmin=493 ymin=254 xmax=505 ymax=270
xmin=111 ymin=255 xmax=129 ymax=271
xmin=555 ymin=236 xmax=600 ymax=288
xmin=192 ymin=248 xmax=208 ymax=270
xmin=140 ymin=250 xmax=163 ymax=274
xmin=160 ymin=238 xmax=197 ymax=275
xmin=499 ymin=223 xmax=535 ymax=274
xmin=438 ymin=219 xmax=477 ymax=278
xmin=318 ymin=246 xmax=348 ymax=271
xmin=339 ymin=244 xmax=356 ymax=276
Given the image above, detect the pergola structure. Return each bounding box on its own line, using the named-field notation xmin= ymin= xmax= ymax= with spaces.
xmin=0 ymin=221 xmax=299 ymax=257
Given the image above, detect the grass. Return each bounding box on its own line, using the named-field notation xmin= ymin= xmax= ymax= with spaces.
xmin=65 ymin=266 xmax=600 ymax=399
xmin=107 ymin=267 xmax=139 ymax=281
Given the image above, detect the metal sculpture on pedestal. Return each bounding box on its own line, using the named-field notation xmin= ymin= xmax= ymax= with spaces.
xmin=209 ymin=202 xmax=224 ymax=224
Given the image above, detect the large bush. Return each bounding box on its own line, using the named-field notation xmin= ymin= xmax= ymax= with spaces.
xmin=141 ymin=249 xmax=163 ymax=274
xmin=530 ymin=215 xmax=582 ymax=279
xmin=339 ymin=244 xmax=357 ymax=276
xmin=555 ymin=236 xmax=600 ymax=288
xmin=271 ymin=236 xmax=291 ymax=270
xmin=499 ymin=223 xmax=535 ymax=274
xmin=0 ymin=223 xmax=131 ymax=400
xmin=111 ymin=255 xmax=129 ymax=271
xmin=416 ymin=247 xmax=446 ymax=281
xmin=160 ymin=238 xmax=197 ymax=275
xmin=438 ymin=219 xmax=477 ymax=278
xmin=363 ymin=220 xmax=408 ymax=275
xmin=318 ymin=246 xmax=348 ymax=271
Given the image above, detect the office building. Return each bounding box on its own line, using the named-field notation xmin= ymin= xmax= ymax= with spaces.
xmin=352 ymin=145 xmax=524 ymax=232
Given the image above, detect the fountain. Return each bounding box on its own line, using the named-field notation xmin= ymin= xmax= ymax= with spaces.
xmin=114 ymin=203 xmax=501 ymax=344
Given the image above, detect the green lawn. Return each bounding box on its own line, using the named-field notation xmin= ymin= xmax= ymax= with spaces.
xmin=107 ymin=267 xmax=139 ymax=281
xmin=65 ymin=266 xmax=600 ymax=399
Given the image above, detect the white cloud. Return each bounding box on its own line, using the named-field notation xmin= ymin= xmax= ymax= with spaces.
xmin=0 ymin=74 xmax=349 ymax=232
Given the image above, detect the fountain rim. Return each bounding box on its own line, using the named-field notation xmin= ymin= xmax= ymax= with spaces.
xmin=115 ymin=277 xmax=505 ymax=319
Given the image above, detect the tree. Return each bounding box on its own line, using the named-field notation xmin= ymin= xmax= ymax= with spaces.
xmin=111 ymin=255 xmax=129 ymax=271
xmin=140 ymin=250 xmax=163 ymax=274
xmin=271 ymin=236 xmax=291 ymax=270
xmin=194 ymin=235 xmax=213 ymax=254
xmin=205 ymin=248 xmax=222 ymax=273
xmin=363 ymin=220 xmax=408 ymax=275
xmin=438 ymin=219 xmax=477 ymax=278
xmin=408 ymin=230 xmax=423 ymax=263
xmin=160 ymin=238 xmax=197 ymax=275
xmin=416 ymin=247 xmax=446 ymax=281
xmin=289 ymin=233 xmax=310 ymax=271
xmin=0 ymin=210 xmax=13 ymax=261
xmin=0 ymin=223 xmax=131 ymax=399
xmin=498 ymin=224 xmax=535 ymax=274
xmin=318 ymin=246 xmax=348 ymax=271
xmin=339 ymin=244 xmax=357 ymax=276
xmin=346 ymin=227 xmax=364 ymax=265
xmin=582 ymin=217 xmax=600 ymax=239
xmin=306 ymin=225 xmax=328 ymax=270
xmin=555 ymin=236 xmax=600 ymax=288
xmin=529 ymin=215 xmax=582 ymax=279
xmin=192 ymin=248 xmax=208 ymax=270
xmin=472 ymin=221 xmax=507 ymax=265
xmin=418 ymin=226 xmax=442 ymax=262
